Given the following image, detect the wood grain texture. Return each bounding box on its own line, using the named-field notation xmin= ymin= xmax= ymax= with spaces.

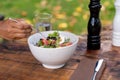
xmin=0 ymin=26 xmax=120 ymax=80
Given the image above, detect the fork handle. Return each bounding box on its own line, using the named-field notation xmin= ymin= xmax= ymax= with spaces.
xmin=92 ymin=71 xmax=97 ymax=80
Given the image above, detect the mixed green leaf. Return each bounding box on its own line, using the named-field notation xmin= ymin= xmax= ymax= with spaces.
xmin=36 ymin=31 xmax=72 ymax=48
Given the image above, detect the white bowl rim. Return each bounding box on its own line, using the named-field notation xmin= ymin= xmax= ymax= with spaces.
xmin=28 ymin=31 xmax=79 ymax=50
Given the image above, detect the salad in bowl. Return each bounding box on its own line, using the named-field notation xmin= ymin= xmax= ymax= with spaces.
xmin=28 ymin=31 xmax=79 ymax=69
xmin=36 ymin=31 xmax=72 ymax=48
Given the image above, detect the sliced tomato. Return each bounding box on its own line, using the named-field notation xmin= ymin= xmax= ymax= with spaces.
xmin=42 ymin=39 xmax=49 ymax=45
xmin=65 ymin=42 xmax=72 ymax=46
xmin=60 ymin=42 xmax=72 ymax=47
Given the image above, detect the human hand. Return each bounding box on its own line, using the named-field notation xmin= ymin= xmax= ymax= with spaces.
xmin=0 ymin=18 xmax=32 ymax=40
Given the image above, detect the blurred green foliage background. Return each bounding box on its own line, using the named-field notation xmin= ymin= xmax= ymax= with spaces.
xmin=0 ymin=0 xmax=115 ymax=35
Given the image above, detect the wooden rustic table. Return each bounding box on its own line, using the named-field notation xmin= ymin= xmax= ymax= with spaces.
xmin=0 ymin=26 xmax=120 ymax=80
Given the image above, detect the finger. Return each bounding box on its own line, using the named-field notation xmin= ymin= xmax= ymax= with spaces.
xmin=15 ymin=19 xmax=32 ymax=29
xmin=13 ymin=33 xmax=31 ymax=40
xmin=20 ymin=20 xmax=33 ymax=29
xmin=7 ymin=18 xmax=33 ymax=30
xmin=6 ymin=18 xmax=24 ymax=29
xmin=11 ymin=33 xmax=31 ymax=40
xmin=11 ymin=22 xmax=25 ymax=29
xmin=13 ymin=22 xmax=32 ymax=30
xmin=12 ymin=28 xmax=32 ymax=33
xmin=25 ymin=28 xmax=32 ymax=33
xmin=9 ymin=19 xmax=29 ymax=29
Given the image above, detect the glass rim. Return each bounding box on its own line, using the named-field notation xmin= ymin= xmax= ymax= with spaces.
xmin=35 ymin=13 xmax=52 ymax=19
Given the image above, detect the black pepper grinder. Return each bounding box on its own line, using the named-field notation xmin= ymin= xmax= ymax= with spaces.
xmin=87 ymin=0 xmax=101 ymax=50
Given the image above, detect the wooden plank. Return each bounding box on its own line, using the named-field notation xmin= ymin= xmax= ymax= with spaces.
xmin=0 ymin=26 xmax=120 ymax=80
xmin=0 ymin=59 xmax=74 ymax=80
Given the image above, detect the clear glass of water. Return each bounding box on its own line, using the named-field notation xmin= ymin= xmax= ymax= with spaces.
xmin=34 ymin=13 xmax=52 ymax=32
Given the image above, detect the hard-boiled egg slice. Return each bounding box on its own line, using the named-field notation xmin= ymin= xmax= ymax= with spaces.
xmin=59 ymin=36 xmax=65 ymax=44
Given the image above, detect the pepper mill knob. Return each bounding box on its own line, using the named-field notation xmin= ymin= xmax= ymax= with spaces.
xmin=112 ymin=0 xmax=120 ymax=46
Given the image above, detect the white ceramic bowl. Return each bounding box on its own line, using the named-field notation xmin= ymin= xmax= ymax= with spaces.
xmin=28 ymin=31 xmax=79 ymax=69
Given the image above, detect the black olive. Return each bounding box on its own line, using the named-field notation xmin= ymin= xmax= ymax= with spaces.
xmin=40 ymin=39 xmax=43 ymax=41
xmin=47 ymin=37 xmax=50 ymax=40
xmin=51 ymin=37 xmax=57 ymax=40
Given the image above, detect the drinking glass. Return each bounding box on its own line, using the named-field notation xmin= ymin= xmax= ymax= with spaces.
xmin=34 ymin=13 xmax=52 ymax=32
